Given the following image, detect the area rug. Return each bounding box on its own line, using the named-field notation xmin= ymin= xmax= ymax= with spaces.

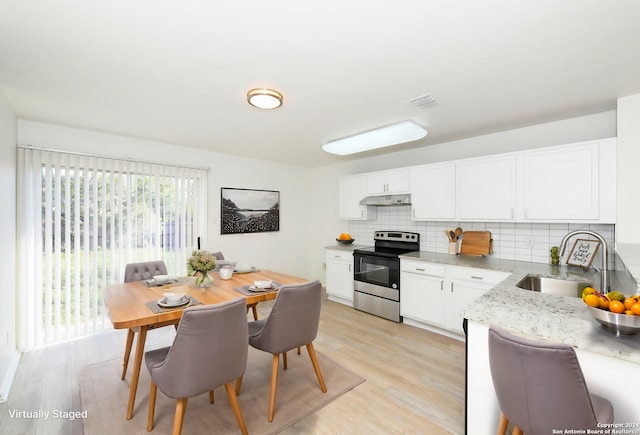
xmin=79 ymin=347 xmax=365 ymax=434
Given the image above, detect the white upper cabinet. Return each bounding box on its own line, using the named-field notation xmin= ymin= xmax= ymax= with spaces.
xmin=458 ymin=154 xmax=517 ymax=221
xmin=339 ymin=174 xmax=377 ymax=220
xmin=366 ymin=168 xmax=410 ymax=195
xmin=517 ymin=138 xmax=616 ymax=222
xmin=410 ymin=162 xmax=456 ymax=220
xmin=338 ymin=138 xmax=616 ymax=223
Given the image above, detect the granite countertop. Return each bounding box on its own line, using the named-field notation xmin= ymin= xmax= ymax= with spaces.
xmin=325 ymin=243 xmax=368 ymax=251
xmin=400 ymin=251 xmax=640 ymax=364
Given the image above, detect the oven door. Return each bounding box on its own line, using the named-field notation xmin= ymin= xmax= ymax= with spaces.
xmin=353 ymin=253 xmax=400 ymax=290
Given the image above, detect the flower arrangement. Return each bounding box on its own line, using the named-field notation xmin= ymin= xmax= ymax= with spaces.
xmin=187 ymin=250 xmax=217 ymax=287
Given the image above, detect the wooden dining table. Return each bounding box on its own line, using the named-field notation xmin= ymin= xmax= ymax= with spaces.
xmin=103 ymin=269 xmax=309 ymax=420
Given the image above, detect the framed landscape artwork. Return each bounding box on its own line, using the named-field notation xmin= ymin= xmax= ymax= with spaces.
xmin=221 ymin=187 xmax=280 ymax=234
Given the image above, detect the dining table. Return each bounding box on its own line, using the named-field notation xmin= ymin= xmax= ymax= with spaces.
xmin=103 ymin=269 xmax=309 ymax=420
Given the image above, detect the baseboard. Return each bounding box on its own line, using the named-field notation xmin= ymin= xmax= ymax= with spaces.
xmin=0 ymin=351 xmax=21 ymax=403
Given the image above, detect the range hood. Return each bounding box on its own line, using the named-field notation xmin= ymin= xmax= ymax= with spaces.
xmin=359 ymin=194 xmax=412 ymax=206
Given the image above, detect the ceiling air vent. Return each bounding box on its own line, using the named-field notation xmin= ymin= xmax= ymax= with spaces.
xmin=407 ymin=93 xmax=439 ymax=109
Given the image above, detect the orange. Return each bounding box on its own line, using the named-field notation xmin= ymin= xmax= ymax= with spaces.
xmin=584 ymin=294 xmax=600 ymax=308
xmin=582 ymin=287 xmax=597 ymax=301
xmin=623 ymin=297 xmax=638 ymax=310
xmin=597 ymin=294 xmax=610 ymax=310
xmin=609 ymin=300 xmax=625 ymax=314
xmin=631 ymin=303 xmax=640 ymax=316
xmin=338 ymin=233 xmax=352 ymax=240
xmin=625 ymin=310 xmax=634 ymax=315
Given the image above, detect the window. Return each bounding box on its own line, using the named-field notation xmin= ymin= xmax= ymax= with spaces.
xmin=16 ymin=148 xmax=207 ymax=349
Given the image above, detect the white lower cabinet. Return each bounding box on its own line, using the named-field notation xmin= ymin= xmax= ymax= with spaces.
xmin=400 ymin=260 xmax=510 ymax=336
xmin=400 ymin=262 xmax=446 ymax=326
xmin=325 ymin=249 xmax=354 ymax=305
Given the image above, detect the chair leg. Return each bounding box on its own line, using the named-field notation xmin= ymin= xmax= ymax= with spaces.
xmin=283 ymin=351 xmax=288 ymax=370
xmin=297 ymin=346 xmax=301 ymax=355
xmin=147 ymin=379 xmax=158 ymax=431
xmin=172 ymin=398 xmax=188 ymax=435
xmin=306 ymin=342 xmax=327 ymax=393
xmin=121 ymin=328 xmax=135 ymax=380
xmin=512 ymin=427 xmax=523 ymax=435
xmin=225 ymin=382 xmax=248 ymax=435
xmin=268 ymin=354 xmax=280 ymax=422
xmin=209 ymin=390 xmax=214 ymax=404
xmin=497 ymin=413 xmax=508 ymax=435
xmin=235 ymin=375 xmax=243 ymax=396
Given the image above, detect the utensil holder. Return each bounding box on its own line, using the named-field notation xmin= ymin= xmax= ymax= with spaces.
xmin=448 ymin=242 xmax=457 ymax=255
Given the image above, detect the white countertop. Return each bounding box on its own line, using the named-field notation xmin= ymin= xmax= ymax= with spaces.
xmin=400 ymin=251 xmax=640 ymax=365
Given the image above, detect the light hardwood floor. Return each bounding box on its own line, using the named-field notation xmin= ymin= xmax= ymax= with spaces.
xmin=0 ymin=294 xmax=466 ymax=434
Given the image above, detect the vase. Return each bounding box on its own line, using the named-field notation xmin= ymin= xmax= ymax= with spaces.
xmin=195 ymin=271 xmax=213 ymax=288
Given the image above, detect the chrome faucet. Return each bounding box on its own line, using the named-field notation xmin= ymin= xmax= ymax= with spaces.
xmin=559 ymin=230 xmax=609 ymax=292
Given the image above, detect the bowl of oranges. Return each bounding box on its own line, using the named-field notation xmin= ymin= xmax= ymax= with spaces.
xmin=336 ymin=233 xmax=355 ymax=244
xmin=582 ymin=288 xmax=640 ymax=335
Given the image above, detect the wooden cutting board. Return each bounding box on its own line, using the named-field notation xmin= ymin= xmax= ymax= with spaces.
xmin=460 ymin=231 xmax=492 ymax=256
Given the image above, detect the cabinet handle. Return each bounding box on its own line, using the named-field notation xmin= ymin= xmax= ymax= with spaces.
xmin=440 ymin=280 xmax=444 ymax=290
xmin=361 ymin=210 xmax=364 ymax=218
xmin=471 ymin=276 xmax=484 ymax=280
xmin=349 ymin=264 xmax=351 ymax=272
xmin=451 ymin=282 xmax=454 ymax=293
xmin=415 ymin=268 xmax=425 ymax=272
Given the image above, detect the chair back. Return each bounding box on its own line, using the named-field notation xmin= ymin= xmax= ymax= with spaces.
xmin=124 ymin=261 xmax=168 ymax=282
xmin=146 ymin=298 xmax=248 ymax=399
xmin=488 ymin=328 xmax=602 ymax=434
xmin=250 ymin=280 xmax=322 ymax=354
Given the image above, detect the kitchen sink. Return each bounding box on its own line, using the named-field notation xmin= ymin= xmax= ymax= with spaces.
xmin=515 ymin=274 xmax=592 ymax=298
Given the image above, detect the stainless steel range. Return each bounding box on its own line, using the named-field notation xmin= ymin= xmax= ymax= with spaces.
xmin=353 ymin=231 xmax=420 ymax=322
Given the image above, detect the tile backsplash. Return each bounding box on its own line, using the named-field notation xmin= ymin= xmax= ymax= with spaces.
xmin=348 ymin=206 xmax=616 ymax=270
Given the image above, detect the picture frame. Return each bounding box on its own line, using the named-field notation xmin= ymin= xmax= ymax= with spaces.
xmin=566 ymin=239 xmax=601 ymax=268
xmin=221 ymin=187 xmax=280 ymax=234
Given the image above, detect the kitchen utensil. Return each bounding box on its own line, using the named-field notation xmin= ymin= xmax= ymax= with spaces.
xmin=454 ymin=227 xmax=463 ymax=240
xmin=460 ymin=231 xmax=492 ymax=256
xmin=449 ymin=230 xmax=456 ymax=240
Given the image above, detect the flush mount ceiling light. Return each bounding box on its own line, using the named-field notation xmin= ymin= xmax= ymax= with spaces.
xmin=322 ymin=120 xmax=428 ymax=155
xmin=247 ymin=88 xmax=283 ymax=109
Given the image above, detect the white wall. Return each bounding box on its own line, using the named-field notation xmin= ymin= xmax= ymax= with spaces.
xmin=616 ymin=94 xmax=640 ymax=243
xmin=309 ymin=111 xmax=617 ymax=281
xmin=0 ymin=90 xmax=19 ymax=401
xmin=18 ymin=120 xmax=314 ymax=278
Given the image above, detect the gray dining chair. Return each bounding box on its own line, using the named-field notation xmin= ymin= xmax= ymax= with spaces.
xmin=121 ymin=260 xmax=175 ymax=380
xmin=488 ymin=327 xmax=614 ymax=435
xmin=243 ymin=280 xmax=327 ymax=422
xmin=145 ymin=298 xmax=249 ymax=435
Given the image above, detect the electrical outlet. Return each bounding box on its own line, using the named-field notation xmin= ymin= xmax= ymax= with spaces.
xmin=524 ymin=237 xmax=534 ymax=248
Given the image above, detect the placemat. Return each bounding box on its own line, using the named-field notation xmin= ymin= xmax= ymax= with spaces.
xmin=143 ymin=277 xmax=188 ymax=288
xmin=233 ymin=282 xmax=281 ymax=296
xmin=144 ymin=295 xmax=201 ymax=314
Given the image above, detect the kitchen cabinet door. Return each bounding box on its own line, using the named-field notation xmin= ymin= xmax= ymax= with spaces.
xmin=410 ymin=162 xmax=456 ymax=220
xmin=325 ymin=249 xmax=354 ymax=305
xmin=447 ymin=266 xmax=510 ymax=334
xmin=366 ymin=169 xmax=410 ymax=195
xmin=400 ymin=262 xmax=446 ymax=326
xmin=520 ymin=141 xmax=601 ymax=221
xmin=339 ymin=174 xmax=377 ymax=220
xmin=458 ymin=154 xmax=517 ymax=221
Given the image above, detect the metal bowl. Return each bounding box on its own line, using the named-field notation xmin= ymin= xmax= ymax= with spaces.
xmin=588 ymin=306 xmax=640 ymax=336
xmin=336 ymin=238 xmax=355 ymax=244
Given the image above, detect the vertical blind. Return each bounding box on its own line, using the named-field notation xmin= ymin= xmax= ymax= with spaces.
xmin=16 ymin=148 xmax=208 ymax=349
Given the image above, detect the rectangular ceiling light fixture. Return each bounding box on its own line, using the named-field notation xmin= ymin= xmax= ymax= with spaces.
xmin=322 ymin=120 xmax=427 ymax=155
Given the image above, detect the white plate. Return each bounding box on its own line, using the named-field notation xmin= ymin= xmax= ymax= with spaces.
xmin=157 ymin=295 xmax=190 ymax=308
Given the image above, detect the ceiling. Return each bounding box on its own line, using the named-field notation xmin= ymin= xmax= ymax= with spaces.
xmin=2 ymin=1 xmax=640 ymax=167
